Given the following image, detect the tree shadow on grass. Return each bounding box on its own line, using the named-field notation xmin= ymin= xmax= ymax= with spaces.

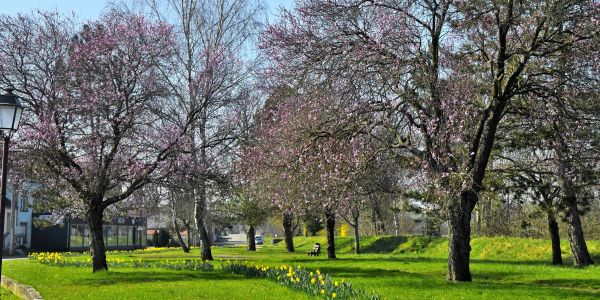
xmin=335 ymin=238 xmax=356 ymax=251
xmin=470 ymin=279 xmax=600 ymax=297
xmin=306 ymin=262 xmax=531 ymax=281
xmin=532 ymin=278 xmax=600 ymax=290
xmin=361 ymin=236 xmax=408 ymax=253
xmin=75 ymin=271 xmax=250 ymax=286
xmin=288 ymin=255 xmax=557 ymax=267
xmin=314 ymin=266 xmax=434 ymax=280
xmin=299 ymin=264 xmax=600 ymax=299
xmin=470 ymin=258 xmax=560 ymax=266
xmin=395 ymin=278 xmax=600 ymax=298
xmin=317 ymin=265 xmax=600 ymax=298
xmin=293 ymin=239 xmax=319 ymax=249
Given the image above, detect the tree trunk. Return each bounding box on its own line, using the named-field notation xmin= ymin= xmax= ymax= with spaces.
xmin=484 ymin=198 xmax=492 ymax=235
xmin=353 ymin=224 xmax=360 ymax=255
xmin=476 ymin=202 xmax=482 ymax=236
xmin=393 ymin=211 xmax=399 ymax=236
xmin=351 ymin=208 xmax=360 ymax=254
xmin=282 ymin=211 xmax=295 ymax=252
xmin=197 ymin=220 xmax=213 ymax=260
xmin=325 ymin=209 xmax=336 ymax=259
xmin=184 ymin=222 xmax=193 ymax=247
xmin=447 ymin=190 xmax=475 ymax=282
xmin=194 ymin=90 xmax=213 ymax=261
xmin=87 ymin=206 xmax=108 ymax=272
xmin=372 ymin=203 xmax=386 ymax=234
xmin=173 ymin=219 xmax=190 ymax=253
xmin=565 ymin=201 xmax=593 ymax=266
xmin=546 ymin=212 xmax=562 ymax=265
xmin=194 ymin=180 xmax=213 ymax=261
xmin=172 ymin=198 xmax=189 ymax=253
xmin=246 ymin=225 xmax=256 ymax=251
xmin=556 ymin=146 xmax=593 ymax=267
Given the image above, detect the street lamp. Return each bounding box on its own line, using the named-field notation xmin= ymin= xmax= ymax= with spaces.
xmin=0 ymin=88 xmax=23 ymax=281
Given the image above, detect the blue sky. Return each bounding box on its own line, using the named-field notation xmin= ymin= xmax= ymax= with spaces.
xmin=0 ymin=0 xmax=295 ymax=21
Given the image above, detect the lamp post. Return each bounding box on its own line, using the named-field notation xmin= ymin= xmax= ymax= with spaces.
xmin=0 ymin=88 xmax=23 ymax=282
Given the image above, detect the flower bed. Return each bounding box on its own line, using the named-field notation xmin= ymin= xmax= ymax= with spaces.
xmin=222 ymin=261 xmax=380 ymax=300
xmin=29 ymin=252 xmax=380 ymax=299
xmin=29 ymin=252 xmax=214 ymax=271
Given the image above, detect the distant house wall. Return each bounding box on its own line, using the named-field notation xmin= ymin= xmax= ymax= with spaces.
xmin=3 ymin=180 xmax=37 ymax=251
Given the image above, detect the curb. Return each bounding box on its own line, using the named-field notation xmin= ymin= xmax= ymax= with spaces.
xmin=1 ymin=275 xmax=44 ymax=300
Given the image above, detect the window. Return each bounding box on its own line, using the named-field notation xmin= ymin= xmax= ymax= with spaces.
xmin=19 ymin=190 xmax=29 ymax=212
xmin=103 ymin=225 xmax=109 ymax=245
xmin=128 ymin=226 xmax=135 ymax=246
xmin=83 ymin=225 xmax=90 ymax=248
xmin=19 ymin=222 xmax=27 ymax=235
xmin=106 ymin=225 xmax=118 ymax=246
xmin=69 ymin=225 xmax=84 ymax=248
xmin=5 ymin=212 xmax=11 ymax=229
xmin=138 ymin=227 xmax=147 ymax=246
xmin=118 ymin=226 xmax=128 ymax=246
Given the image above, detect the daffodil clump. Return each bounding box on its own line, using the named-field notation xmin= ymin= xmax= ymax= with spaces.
xmin=221 ymin=261 xmax=380 ymax=300
xmin=150 ymin=259 xmax=214 ymax=271
xmin=52 ymin=247 xmax=177 ymax=258
xmin=29 ymin=252 xmax=65 ymax=264
xmin=29 ymin=252 xmax=213 ymax=271
xmin=107 ymin=247 xmax=176 ymax=255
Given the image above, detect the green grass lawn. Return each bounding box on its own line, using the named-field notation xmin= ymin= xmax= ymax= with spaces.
xmin=3 ymin=236 xmax=600 ymax=299
xmin=1 ymin=287 xmax=20 ymax=300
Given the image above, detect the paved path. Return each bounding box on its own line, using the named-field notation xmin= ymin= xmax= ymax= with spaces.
xmin=2 ymin=257 xmax=27 ymax=261
xmin=224 ymin=233 xmax=247 ymax=244
xmin=216 ymin=233 xmax=247 ymax=245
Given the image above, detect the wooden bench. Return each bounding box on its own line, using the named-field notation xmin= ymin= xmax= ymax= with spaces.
xmin=307 ymin=243 xmax=321 ymax=256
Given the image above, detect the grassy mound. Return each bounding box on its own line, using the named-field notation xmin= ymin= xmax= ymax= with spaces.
xmin=275 ymin=235 xmax=600 ymax=263
xmin=6 ymin=236 xmax=600 ymax=299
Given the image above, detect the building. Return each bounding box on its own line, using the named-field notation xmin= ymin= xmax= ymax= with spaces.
xmin=0 ymin=177 xmax=148 ymax=253
xmin=31 ymin=216 xmax=147 ymax=252
xmin=2 ymin=181 xmax=35 ymax=254
xmin=0 ymin=169 xmax=151 ymax=253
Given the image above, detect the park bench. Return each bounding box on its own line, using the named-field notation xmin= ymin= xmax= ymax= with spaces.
xmin=307 ymin=243 xmax=321 ymax=256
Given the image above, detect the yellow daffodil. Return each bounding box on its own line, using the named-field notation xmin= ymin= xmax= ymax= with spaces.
xmin=311 ymin=278 xmax=316 ymax=284
xmin=320 ymin=289 xmax=325 ymax=295
xmin=332 ymin=293 xmax=337 ymax=298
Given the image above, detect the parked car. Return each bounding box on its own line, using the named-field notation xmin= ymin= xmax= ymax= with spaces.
xmin=255 ymin=236 xmax=264 ymax=245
